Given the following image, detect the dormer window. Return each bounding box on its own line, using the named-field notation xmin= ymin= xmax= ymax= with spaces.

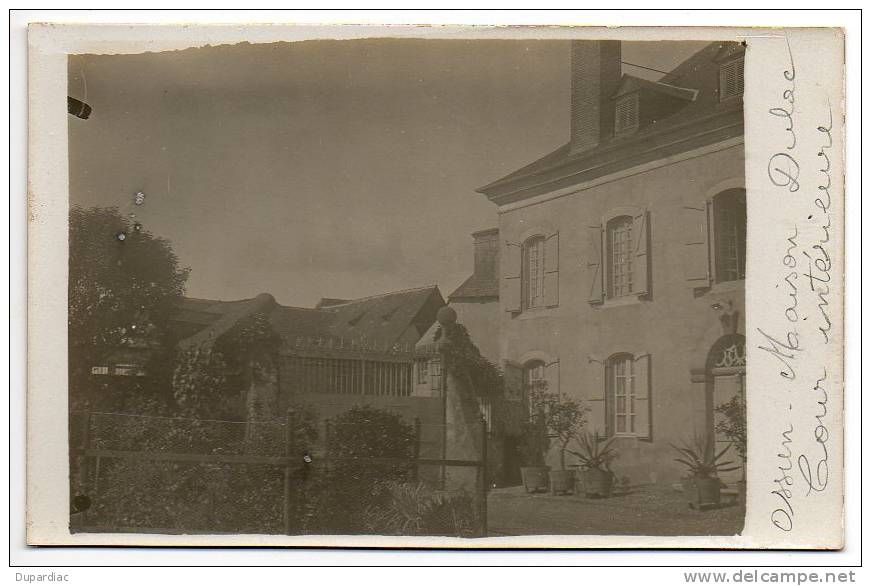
xmin=719 ymin=58 xmax=744 ymax=101
xmin=614 ymin=93 xmax=639 ymax=135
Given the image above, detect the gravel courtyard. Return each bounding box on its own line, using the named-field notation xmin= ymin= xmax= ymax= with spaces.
xmin=487 ymin=484 xmax=745 ymax=537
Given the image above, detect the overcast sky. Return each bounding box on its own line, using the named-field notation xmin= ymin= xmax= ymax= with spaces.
xmin=68 ymin=39 xmax=707 ymax=308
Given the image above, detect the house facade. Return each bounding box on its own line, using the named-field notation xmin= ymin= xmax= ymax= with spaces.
xmin=473 ymin=40 xmax=746 ymax=484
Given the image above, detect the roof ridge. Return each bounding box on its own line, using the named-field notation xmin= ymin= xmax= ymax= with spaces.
xmin=624 ymin=73 xmax=695 ymax=92
xmin=183 ymin=296 xmax=255 ymax=304
xmin=323 ymin=285 xmax=439 ymax=308
xmin=274 ymin=304 xmax=328 ymax=313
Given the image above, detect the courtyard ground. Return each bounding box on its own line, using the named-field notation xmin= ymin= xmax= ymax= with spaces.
xmin=487 ymin=484 xmax=745 ymax=536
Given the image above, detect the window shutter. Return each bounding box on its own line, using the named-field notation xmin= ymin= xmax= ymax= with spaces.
xmin=719 ymin=59 xmax=744 ymax=101
xmin=586 ymin=225 xmax=604 ymax=304
xmin=683 ymin=203 xmax=712 ymax=289
xmin=633 ymin=354 xmax=651 ymax=440
xmin=503 ymin=360 xmax=524 ymax=402
xmin=632 ymin=211 xmax=650 ymax=296
xmin=545 ymin=360 xmax=560 ymax=396
xmin=615 ymin=93 xmax=639 ymax=134
xmin=543 ymin=232 xmax=559 ymax=307
xmin=503 ymin=241 xmax=521 ymax=312
xmin=604 ymin=361 xmax=615 ymax=438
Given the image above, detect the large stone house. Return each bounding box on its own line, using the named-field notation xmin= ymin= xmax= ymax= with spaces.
xmin=465 ymin=40 xmax=747 ymax=484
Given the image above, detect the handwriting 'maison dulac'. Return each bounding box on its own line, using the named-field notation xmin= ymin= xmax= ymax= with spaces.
xmin=763 ymin=37 xmax=836 ymax=532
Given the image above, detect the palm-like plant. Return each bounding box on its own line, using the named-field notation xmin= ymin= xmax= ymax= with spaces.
xmin=671 ymin=436 xmax=740 ymax=479
xmin=567 ymin=432 xmax=618 ymax=471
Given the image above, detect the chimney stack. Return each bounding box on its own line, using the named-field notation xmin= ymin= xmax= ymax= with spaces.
xmin=569 ymin=40 xmax=623 ymax=153
xmin=472 ymin=228 xmax=499 ymax=281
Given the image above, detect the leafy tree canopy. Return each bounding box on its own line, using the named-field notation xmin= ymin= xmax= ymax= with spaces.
xmin=69 ymin=206 xmax=189 ymax=411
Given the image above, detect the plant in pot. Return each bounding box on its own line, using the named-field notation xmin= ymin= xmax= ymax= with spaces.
xmin=518 ymin=380 xmax=550 ymax=493
xmin=544 ymin=394 xmax=591 ymax=495
xmin=714 ymin=393 xmax=747 ymax=502
xmin=671 ymin=435 xmax=740 ymax=510
xmin=567 ymin=431 xmax=618 ymax=498
xmin=518 ymin=416 xmax=549 ymax=493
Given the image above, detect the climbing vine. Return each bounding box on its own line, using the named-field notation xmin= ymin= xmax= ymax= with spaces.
xmin=171 ymin=311 xmax=282 ymax=418
xmin=433 ymin=322 xmax=503 ymax=397
xmin=213 ymin=312 xmax=282 ymax=369
xmin=171 ymin=344 xmax=231 ymax=418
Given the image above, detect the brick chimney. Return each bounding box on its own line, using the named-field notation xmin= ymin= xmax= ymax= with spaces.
xmin=472 ymin=228 xmax=499 ymax=281
xmin=569 ymin=40 xmax=623 ymax=153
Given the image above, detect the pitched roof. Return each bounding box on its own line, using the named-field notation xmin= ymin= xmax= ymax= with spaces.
xmin=448 ymin=274 xmax=499 ymax=300
xmin=268 ymin=306 xmax=335 ymax=347
xmin=612 ymin=74 xmax=698 ymax=101
xmin=176 ymin=293 xmax=277 ymax=350
xmin=477 ymin=41 xmax=744 ymax=205
xmin=172 ymin=286 xmax=445 ymax=355
xmin=322 ymin=286 xmax=444 ymax=348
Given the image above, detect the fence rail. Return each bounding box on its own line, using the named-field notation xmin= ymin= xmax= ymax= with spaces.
xmin=70 ymin=410 xmax=488 ymax=537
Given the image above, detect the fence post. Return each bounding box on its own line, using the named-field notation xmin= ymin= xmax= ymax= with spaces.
xmin=412 ymin=417 xmax=421 ymax=483
xmin=479 ymin=415 xmax=488 ymax=538
xmin=72 ymin=412 xmax=92 ymax=527
xmin=80 ymin=412 xmax=91 ymax=485
xmin=283 ymin=407 xmax=294 ymax=535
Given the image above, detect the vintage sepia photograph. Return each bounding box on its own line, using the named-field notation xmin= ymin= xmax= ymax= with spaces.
xmin=63 ymin=36 xmax=750 ymax=539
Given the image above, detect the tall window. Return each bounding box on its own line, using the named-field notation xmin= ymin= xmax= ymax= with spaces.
xmin=524 ymin=360 xmax=546 ymax=391
xmin=607 ymin=354 xmax=636 ymax=435
xmin=607 ymin=216 xmax=634 ymax=298
xmin=524 ymin=360 xmax=547 ymax=415
xmin=521 ymin=236 xmax=546 ymax=309
xmin=713 ymin=189 xmax=747 ymax=282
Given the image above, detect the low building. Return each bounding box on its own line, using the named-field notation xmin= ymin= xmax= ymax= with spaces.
xmin=170 ymin=286 xmax=447 ymax=426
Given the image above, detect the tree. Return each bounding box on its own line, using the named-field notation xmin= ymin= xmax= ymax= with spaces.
xmin=544 ymin=394 xmax=591 ymax=470
xmin=68 ymin=206 xmax=189 ymax=412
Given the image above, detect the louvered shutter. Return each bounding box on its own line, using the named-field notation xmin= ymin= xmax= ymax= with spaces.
xmin=545 ymin=360 xmax=560 ymax=396
xmin=683 ymin=203 xmax=712 ymax=289
xmin=586 ymin=224 xmax=604 ymax=304
xmin=633 ymin=354 xmax=651 ymax=440
xmin=719 ymin=59 xmax=744 ymax=101
xmin=632 ymin=211 xmax=650 ymax=296
xmin=604 ymin=360 xmax=615 ymax=438
xmin=543 ymin=232 xmax=559 ymax=307
xmin=615 ymin=93 xmax=639 ymax=134
xmin=503 ymin=241 xmax=521 ymax=312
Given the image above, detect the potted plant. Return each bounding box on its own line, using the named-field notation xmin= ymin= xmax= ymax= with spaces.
xmin=518 ymin=380 xmax=550 ymax=493
xmin=544 ymin=394 xmax=591 ymax=495
xmin=671 ymin=436 xmax=740 ymax=510
xmin=518 ymin=416 xmax=550 ymax=493
xmin=567 ymin=432 xmax=618 ymax=498
xmin=715 ymin=394 xmax=747 ymax=502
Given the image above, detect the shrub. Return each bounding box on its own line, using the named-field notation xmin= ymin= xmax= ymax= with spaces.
xmin=363 ymin=482 xmax=478 ymax=537
xmin=292 ymin=405 xmax=417 ymax=535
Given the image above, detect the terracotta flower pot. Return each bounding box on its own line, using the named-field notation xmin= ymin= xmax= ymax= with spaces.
xmin=682 ymin=476 xmax=722 ymax=510
xmin=548 ymin=469 xmax=575 ymax=495
xmin=582 ymin=468 xmax=613 ymax=498
xmin=520 ymin=466 xmax=550 ymax=493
